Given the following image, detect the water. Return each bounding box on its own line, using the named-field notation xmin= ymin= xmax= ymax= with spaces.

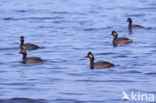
xmin=0 ymin=0 xmax=156 ymax=103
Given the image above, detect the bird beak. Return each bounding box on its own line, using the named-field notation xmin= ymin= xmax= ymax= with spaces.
xmin=18 ymin=52 xmax=21 ymax=54
xmin=85 ymin=56 xmax=88 ymax=58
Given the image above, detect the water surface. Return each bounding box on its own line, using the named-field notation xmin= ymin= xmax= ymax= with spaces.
xmin=0 ymin=0 xmax=156 ymax=103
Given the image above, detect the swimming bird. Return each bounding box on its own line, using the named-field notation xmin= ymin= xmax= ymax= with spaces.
xmin=86 ymin=52 xmax=115 ymax=69
xmin=112 ymin=31 xmax=132 ymax=44
xmin=20 ymin=36 xmax=40 ymax=50
xmin=127 ymin=18 xmax=144 ymax=29
xmin=19 ymin=49 xmax=44 ymax=64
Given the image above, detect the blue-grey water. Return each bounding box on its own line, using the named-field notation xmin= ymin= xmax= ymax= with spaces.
xmin=0 ymin=0 xmax=156 ymax=103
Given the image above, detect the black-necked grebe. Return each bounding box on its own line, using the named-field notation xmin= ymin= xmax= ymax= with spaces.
xmin=86 ymin=52 xmax=115 ymax=69
xmin=112 ymin=31 xmax=132 ymax=44
xmin=19 ymin=49 xmax=44 ymax=64
xmin=127 ymin=18 xmax=144 ymax=29
xmin=20 ymin=36 xmax=40 ymax=50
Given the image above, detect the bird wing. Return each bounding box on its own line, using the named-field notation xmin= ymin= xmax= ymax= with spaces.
xmin=95 ymin=61 xmax=111 ymax=65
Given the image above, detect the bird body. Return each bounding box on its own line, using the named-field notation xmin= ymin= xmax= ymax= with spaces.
xmin=20 ymin=36 xmax=40 ymax=50
xmin=19 ymin=49 xmax=44 ymax=64
xmin=86 ymin=52 xmax=115 ymax=69
xmin=127 ymin=18 xmax=144 ymax=29
xmin=112 ymin=31 xmax=132 ymax=44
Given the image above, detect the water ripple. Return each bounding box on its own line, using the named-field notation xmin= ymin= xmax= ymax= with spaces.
xmin=0 ymin=98 xmax=46 ymax=103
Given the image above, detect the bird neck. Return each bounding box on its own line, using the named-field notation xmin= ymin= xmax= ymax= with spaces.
xmin=128 ymin=22 xmax=132 ymax=29
xmin=22 ymin=53 xmax=27 ymax=64
xmin=20 ymin=40 xmax=24 ymax=48
xmin=90 ymin=58 xmax=94 ymax=69
xmin=113 ymin=35 xmax=118 ymax=41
